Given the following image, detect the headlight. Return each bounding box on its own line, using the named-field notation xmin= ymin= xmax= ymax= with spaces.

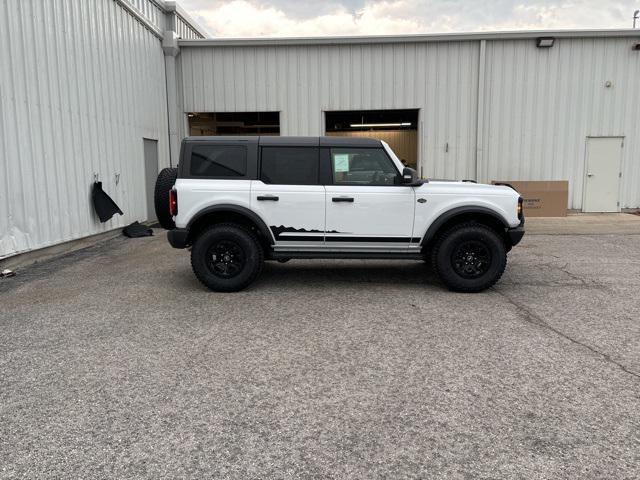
xmin=517 ymin=197 xmax=523 ymax=219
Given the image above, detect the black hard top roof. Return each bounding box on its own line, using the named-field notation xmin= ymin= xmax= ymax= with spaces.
xmin=184 ymin=136 xmax=383 ymax=148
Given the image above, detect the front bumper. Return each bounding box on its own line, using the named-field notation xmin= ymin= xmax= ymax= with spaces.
xmin=167 ymin=228 xmax=188 ymax=249
xmin=507 ymin=226 xmax=525 ymax=246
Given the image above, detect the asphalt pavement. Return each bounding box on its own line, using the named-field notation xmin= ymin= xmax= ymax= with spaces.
xmin=1 ymin=226 xmax=639 ymax=479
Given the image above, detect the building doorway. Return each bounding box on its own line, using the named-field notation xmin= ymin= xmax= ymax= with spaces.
xmin=187 ymin=112 xmax=280 ymax=136
xmin=583 ymin=137 xmax=623 ymax=212
xmin=143 ymin=138 xmax=159 ymax=222
xmin=325 ymin=109 xmax=419 ymax=168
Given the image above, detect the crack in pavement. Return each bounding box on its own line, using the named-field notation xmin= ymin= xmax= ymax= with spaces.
xmin=495 ymin=288 xmax=640 ymax=382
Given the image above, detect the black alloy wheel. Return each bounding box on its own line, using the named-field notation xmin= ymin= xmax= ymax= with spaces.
xmin=191 ymin=223 xmax=264 ymax=292
xmin=207 ymin=240 xmax=246 ymax=278
xmin=431 ymin=222 xmax=507 ymax=292
xmin=451 ymin=240 xmax=492 ymax=279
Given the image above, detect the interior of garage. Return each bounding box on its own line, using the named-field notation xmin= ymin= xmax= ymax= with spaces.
xmin=188 ymin=112 xmax=280 ymax=136
xmin=325 ymin=110 xmax=419 ymax=168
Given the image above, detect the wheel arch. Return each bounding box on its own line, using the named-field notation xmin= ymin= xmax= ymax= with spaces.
xmin=421 ymin=206 xmax=509 ymax=250
xmin=186 ymin=204 xmax=275 ymax=248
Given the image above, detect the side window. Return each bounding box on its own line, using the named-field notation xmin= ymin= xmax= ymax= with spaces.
xmin=260 ymin=147 xmax=319 ymax=185
xmin=190 ymin=145 xmax=247 ymax=177
xmin=330 ymin=148 xmax=400 ymax=186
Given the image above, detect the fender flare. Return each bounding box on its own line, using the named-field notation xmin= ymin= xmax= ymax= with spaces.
xmin=187 ymin=204 xmax=275 ymax=245
xmin=421 ymin=206 xmax=510 ymax=246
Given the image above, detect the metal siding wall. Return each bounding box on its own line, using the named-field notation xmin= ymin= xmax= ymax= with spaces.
xmin=179 ymin=36 xmax=640 ymax=210
xmin=175 ymin=14 xmax=202 ymax=40
xmin=482 ymin=38 xmax=640 ymax=209
xmin=179 ymin=42 xmax=480 ymax=180
xmin=0 ymin=0 xmax=170 ymax=258
xmin=120 ymin=0 xmax=164 ymax=31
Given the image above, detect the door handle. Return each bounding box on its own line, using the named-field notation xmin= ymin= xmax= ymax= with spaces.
xmin=332 ymin=197 xmax=354 ymax=203
xmin=587 ymin=173 xmax=594 ymax=177
xmin=257 ymin=195 xmax=279 ymax=201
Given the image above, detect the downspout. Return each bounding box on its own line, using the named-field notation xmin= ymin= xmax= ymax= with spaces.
xmin=162 ymin=31 xmax=180 ymax=168
xmin=475 ymin=39 xmax=486 ymax=182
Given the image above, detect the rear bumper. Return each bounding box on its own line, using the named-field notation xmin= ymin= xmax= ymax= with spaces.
xmin=167 ymin=228 xmax=188 ymax=249
xmin=507 ymin=226 xmax=525 ymax=246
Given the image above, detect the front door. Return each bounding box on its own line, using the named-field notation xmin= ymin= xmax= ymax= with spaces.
xmin=251 ymin=145 xmax=325 ymax=250
xmin=324 ymin=146 xmax=415 ymax=252
xmin=583 ymin=137 xmax=623 ymax=212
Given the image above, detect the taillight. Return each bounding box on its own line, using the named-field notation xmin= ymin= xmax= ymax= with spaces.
xmin=169 ymin=189 xmax=178 ymax=217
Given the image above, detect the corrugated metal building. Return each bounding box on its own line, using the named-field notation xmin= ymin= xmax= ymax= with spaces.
xmin=1 ymin=0 xmax=639 ymax=260
xmin=176 ymin=31 xmax=640 ymax=211
xmin=0 ymin=0 xmax=206 ymax=259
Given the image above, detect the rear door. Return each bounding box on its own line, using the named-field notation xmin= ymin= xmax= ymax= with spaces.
xmin=251 ymin=141 xmax=325 ymax=251
xmin=324 ymin=146 xmax=416 ymax=252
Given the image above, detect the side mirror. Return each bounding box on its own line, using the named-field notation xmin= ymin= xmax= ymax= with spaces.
xmin=401 ymin=167 xmax=420 ymax=185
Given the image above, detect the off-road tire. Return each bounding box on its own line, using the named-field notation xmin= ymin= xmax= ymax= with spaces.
xmin=154 ymin=167 xmax=178 ymax=230
xmin=431 ymin=222 xmax=507 ymax=292
xmin=191 ymin=223 xmax=264 ymax=292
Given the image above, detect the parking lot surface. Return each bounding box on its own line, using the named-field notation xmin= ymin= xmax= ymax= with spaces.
xmin=1 ymin=226 xmax=639 ymax=479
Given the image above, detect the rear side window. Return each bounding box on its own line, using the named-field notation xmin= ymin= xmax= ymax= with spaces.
xmin=190 ymin=145 xmax=247 ymax=177
xmin=260 ymin=147 xmax=319 ymax=185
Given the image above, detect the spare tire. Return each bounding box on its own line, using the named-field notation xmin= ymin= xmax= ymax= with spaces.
xmin=154 ymin=167 xmax=178 ymax=230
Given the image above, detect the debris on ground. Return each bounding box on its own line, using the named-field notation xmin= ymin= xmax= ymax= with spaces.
xmin=1 ymin=268 xmax=16 ymax=278
xmin=123 ymin=221 xmax=153 ymax=238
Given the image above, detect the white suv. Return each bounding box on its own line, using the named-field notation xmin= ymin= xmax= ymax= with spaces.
xmin=155 ymin=136 xmax=524 ymax=292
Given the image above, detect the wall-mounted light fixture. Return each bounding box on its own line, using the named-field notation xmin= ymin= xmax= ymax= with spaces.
xmin=350 ymin=122 xmax=412 ymax=128
xmin=536 ymin=37 xmax=555 ymax=48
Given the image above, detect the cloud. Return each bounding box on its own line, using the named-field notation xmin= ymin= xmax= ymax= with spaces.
xmin=180 ymin=0 xmax=637 ymax=38
xmin=186 ymin=0 xmax=422 ymax=37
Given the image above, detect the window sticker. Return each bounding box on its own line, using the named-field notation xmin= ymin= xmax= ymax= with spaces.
xmin=334 ymin=154 xmax=350 ymax=173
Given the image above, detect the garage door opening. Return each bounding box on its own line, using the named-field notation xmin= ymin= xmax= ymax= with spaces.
xmin=325 ymin=109 xmax=419 ymax=168
xmin=188 ymin=112 xmax=280 ymax=136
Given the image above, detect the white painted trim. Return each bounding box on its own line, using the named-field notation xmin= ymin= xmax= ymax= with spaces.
xmin=113 ymin=0 xmax=164 ymax=39
xmin=178 ymin=29 xmax=640 ymax=47
xmin=163 ymin=1 xmax=210 ymax=38
xmin=475 ymin=39 xmax=486 ymax=182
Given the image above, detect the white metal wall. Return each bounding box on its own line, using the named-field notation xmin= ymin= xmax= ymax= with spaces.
xmin=175 ymin=13 xmax=202 ymax=40
xmin=0 ymin=0 xmax=170 ymax=258
xmin=178 ymin=35 xmax=640 ymax=209
xmin=121 ymin=0 xmax=164 ymax=32
xmin=481 ymin=37 xmax=640 ymax=209
xmin=179 ymin=42 xmax=481 ymax=181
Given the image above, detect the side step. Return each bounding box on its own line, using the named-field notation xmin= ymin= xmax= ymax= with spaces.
xmin=269 ymin=251 xmax=426 ymax=261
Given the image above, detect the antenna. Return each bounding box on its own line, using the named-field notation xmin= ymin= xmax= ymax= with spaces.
xmin=635 ymin=10 xmax=640 ymax=28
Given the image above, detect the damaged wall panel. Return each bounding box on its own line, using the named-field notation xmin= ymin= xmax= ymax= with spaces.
xmin=0 ymin=0 xmax=170 ymax=258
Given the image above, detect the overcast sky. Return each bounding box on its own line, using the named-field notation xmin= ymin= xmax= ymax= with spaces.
xmin=179 ymin=0 xmax=638 ymax=38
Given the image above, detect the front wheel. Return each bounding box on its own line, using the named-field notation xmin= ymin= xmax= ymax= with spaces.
xmin=431 ymin=223 xmax=507 ymax=292
xmin=191 ymin=224 xmax=264 ymax=292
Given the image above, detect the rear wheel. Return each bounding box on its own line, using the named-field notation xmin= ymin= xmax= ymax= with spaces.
xmin=431 ymin=222 xmax=507 ymax=292
xmin=154 ymin=167 xmax=178 ymax=230
xmin=191 ymin=223 xmax=264 ymax=292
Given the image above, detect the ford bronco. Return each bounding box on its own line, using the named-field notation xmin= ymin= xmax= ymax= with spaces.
xmin=155 ymin=136 xmax=524 ymax=292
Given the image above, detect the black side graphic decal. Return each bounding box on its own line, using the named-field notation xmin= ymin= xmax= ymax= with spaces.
xmin=270 ymin=226 xmax=337 ymax=242
xmin=270 ymin=226 xmax=418 ymax=243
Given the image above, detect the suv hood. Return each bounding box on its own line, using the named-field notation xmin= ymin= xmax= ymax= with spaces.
xmin=416 ymin=180 xmax=518 ymax=196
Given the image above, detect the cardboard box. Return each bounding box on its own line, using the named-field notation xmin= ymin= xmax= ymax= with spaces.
xmin=492 ymin=180 xmax=568 ymax=217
